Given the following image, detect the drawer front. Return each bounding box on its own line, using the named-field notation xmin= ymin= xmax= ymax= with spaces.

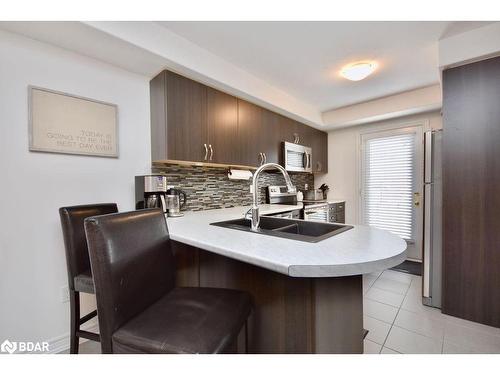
xmin=333 ymin=203 xmax=345 ymax=213
xmin=329 ymin=202 xmax=345 ymax=213
xmin=329 ymin=213 xmax=345 ymax=224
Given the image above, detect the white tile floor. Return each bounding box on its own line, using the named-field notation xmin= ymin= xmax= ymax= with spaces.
xmin=363 ymin=269 xmax=500 ymax=354
xmin=67 ymin=269 xmax=500 ymax=354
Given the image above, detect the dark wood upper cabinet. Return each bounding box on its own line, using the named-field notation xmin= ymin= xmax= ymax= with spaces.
xmin=207 ymin=87 xmax=239 ymax=164
xmin=310 ymin=128 xmax=328 ymax=173
xmin=279 ymin=115 xmax=299 ymax=144
xmin=150 ymin=71 xmax=208 ymax=162
xmin=238 ymin=99 xmax=265 ymax=166
xmin=261 ymin=110 xmax=287 ymax=165
xmin=150 ymin=70 xmax=328 ymax=172
xmin=167 ymin=71 xmax=208 ymax=162
xmin=442 ymin=56 xmax=500 ymax=328
xmin=295 ymin=122 xmax=313 ymax=147
xmin=149 ymin=71 xmax=167 ymax=161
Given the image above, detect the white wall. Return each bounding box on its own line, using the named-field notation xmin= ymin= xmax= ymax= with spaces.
xmin=316 ymin=112 xmax=442 ymax=224
xmin=0 ymin=30 xmax=151 ymax=348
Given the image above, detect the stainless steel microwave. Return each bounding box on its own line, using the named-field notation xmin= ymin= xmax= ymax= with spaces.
xmin=282 ymin=141 xmax=312 ymax=173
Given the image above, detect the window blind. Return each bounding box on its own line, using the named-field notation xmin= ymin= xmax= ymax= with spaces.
xmin=362 ymin=133 xmax=415 ymax=241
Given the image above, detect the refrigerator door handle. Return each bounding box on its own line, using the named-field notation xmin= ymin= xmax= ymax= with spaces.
xmin=423 ymin=131 xmax=433 ymax=299
xmin=424 ymin=130 xmax=433 ymax=184
xmin=423 ymin=183 xmax=432 ymax=298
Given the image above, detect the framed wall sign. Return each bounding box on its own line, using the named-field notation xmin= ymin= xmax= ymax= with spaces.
xmin=28 ymin=86 xmax=118 ymax=157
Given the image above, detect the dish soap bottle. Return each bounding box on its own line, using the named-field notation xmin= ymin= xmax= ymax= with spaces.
xmin=297 ymin=190 xmax=303 ymax=202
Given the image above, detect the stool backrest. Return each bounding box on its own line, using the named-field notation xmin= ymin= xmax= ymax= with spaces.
xmin=84 ymin=209 xmax=175 ymax=353
xmin=59 ymin=203 xmax=118 ymax=290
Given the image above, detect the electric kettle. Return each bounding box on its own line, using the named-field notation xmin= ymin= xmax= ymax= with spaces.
xmin=166 ymin=187 xmax=187 ymax=217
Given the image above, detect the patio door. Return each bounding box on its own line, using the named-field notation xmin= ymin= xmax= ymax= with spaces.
xmin=360 ymin=126 xmax=424 ymax=261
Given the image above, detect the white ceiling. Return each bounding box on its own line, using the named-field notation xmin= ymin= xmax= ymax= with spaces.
xmin=158 ymin=21 xmax=490 ymax=111
xmin=1 ymin=21 xmax=493 ymax=129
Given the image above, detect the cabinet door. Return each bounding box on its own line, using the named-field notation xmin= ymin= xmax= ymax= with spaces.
xmin=295 ymin=122 xmax=313 ymax=147
xmin=442 ymin=56 xmax=500 ymax=327
xmin=166 ymin=71 xmax=207 ymax=162
xmin=311 ymin=129 xmax=328 ymax=173
xmin=238 ymin=99 xmax=264 ymax=166
xmin=279 ymin=115 xmax=299 ymax=144
xmin=207 ymin=87 xmax=239 ymax=164
xmin=150 ymin=72 xmax=167 ymax=161
xmin=262 ymin=110 xmax=288 ymax=164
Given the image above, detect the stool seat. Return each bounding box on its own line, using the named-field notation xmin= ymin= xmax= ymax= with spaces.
xmin=112 ymin=287 xmax=252 ymax=354
xmin=74 ymin=270 xmax=95 ymax=294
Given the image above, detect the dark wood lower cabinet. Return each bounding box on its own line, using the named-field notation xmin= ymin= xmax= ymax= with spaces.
xmin=172 ymin=241 xmax=363 ymax=353
xmin=442 ymin=56 xmax=500 ymax=328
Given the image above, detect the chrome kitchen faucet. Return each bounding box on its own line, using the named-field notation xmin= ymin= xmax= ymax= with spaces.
xmin=250 ymin=163 xmax=296 ymax=231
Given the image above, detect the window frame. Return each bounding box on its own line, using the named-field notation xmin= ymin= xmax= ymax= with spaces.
xmin=359 ymin=124 xmax=424 ymax=243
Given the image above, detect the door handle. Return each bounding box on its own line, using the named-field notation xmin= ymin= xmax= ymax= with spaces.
xmin=263 ymin=153 xmax=267 ymax=163
xmin=414 ymin=192 xmax=421 ymax=207
xmin=203 ymin=144 xmax=208 ymax=161
xmin=258 ymin=153 xmax=263 ymax=166
xmin=208 ymin=144 xmax=213 ymax=161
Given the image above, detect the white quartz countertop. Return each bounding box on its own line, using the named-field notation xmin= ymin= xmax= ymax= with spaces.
xmin=327 ymin=199 xmax=345 ymax=204
xmin=166 ymin=205 xmax=407 ymax=278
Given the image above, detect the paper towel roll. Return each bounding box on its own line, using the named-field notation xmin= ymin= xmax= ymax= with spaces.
xmin=228 ymin=169 xmax=253 ymax=180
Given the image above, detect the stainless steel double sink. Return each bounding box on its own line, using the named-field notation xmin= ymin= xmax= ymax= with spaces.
xmin=211 ymin=216 xmax=353 ymax=243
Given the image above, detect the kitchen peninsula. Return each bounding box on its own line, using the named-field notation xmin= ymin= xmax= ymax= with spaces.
xmin=148 ymin=68 xmax=407 ymax=353
xmin=167 ymin=205 xmax=407 ymax=354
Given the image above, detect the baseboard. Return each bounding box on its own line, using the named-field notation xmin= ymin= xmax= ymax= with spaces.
xmin=47 ymin=320 xmax=99 ymax=354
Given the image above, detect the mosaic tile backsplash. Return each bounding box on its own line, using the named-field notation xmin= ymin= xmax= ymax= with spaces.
xmin=152 ymin=163 xmax=314 ymax=212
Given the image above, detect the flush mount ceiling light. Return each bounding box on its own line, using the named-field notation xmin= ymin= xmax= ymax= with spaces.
xmin=340 ymin=61 xmax=378 ymax=81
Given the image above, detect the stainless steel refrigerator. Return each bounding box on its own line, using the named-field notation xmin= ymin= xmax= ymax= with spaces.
xmin=422 ymin=130 xmax=442 ymax=308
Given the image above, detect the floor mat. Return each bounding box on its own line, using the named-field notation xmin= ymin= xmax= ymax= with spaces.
xmin=391 ymin=260 xmax=422 ymax=276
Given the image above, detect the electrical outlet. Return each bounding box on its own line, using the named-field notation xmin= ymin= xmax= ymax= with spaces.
xmin=60 ymin=286 xmax=69 ymax=303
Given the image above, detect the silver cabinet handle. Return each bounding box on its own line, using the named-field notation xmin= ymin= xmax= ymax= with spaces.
xmin=203 ymin=144 xmax=208 ymax=161
xmin=308 ymin=153 xmax=312 ymax=168
xmin=208 ymin=144 xmax=213 ymax=161
xmin=258 ymin=153 xmax=263 ymax=166
xmin=263 ymin=153 xmax=267 ymax=163
xmin=293 ymin=133 xmax=300 ymax=144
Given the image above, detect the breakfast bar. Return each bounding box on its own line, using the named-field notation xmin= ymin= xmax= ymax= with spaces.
xmin=167 ymin=205 xmax=407 ymax=354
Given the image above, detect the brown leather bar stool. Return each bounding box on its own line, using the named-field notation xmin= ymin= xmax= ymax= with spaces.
xmin=59 ymin=203 xmax=118 ymax=354
xmin=84 ymin=208 xmax=253 ymax=354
